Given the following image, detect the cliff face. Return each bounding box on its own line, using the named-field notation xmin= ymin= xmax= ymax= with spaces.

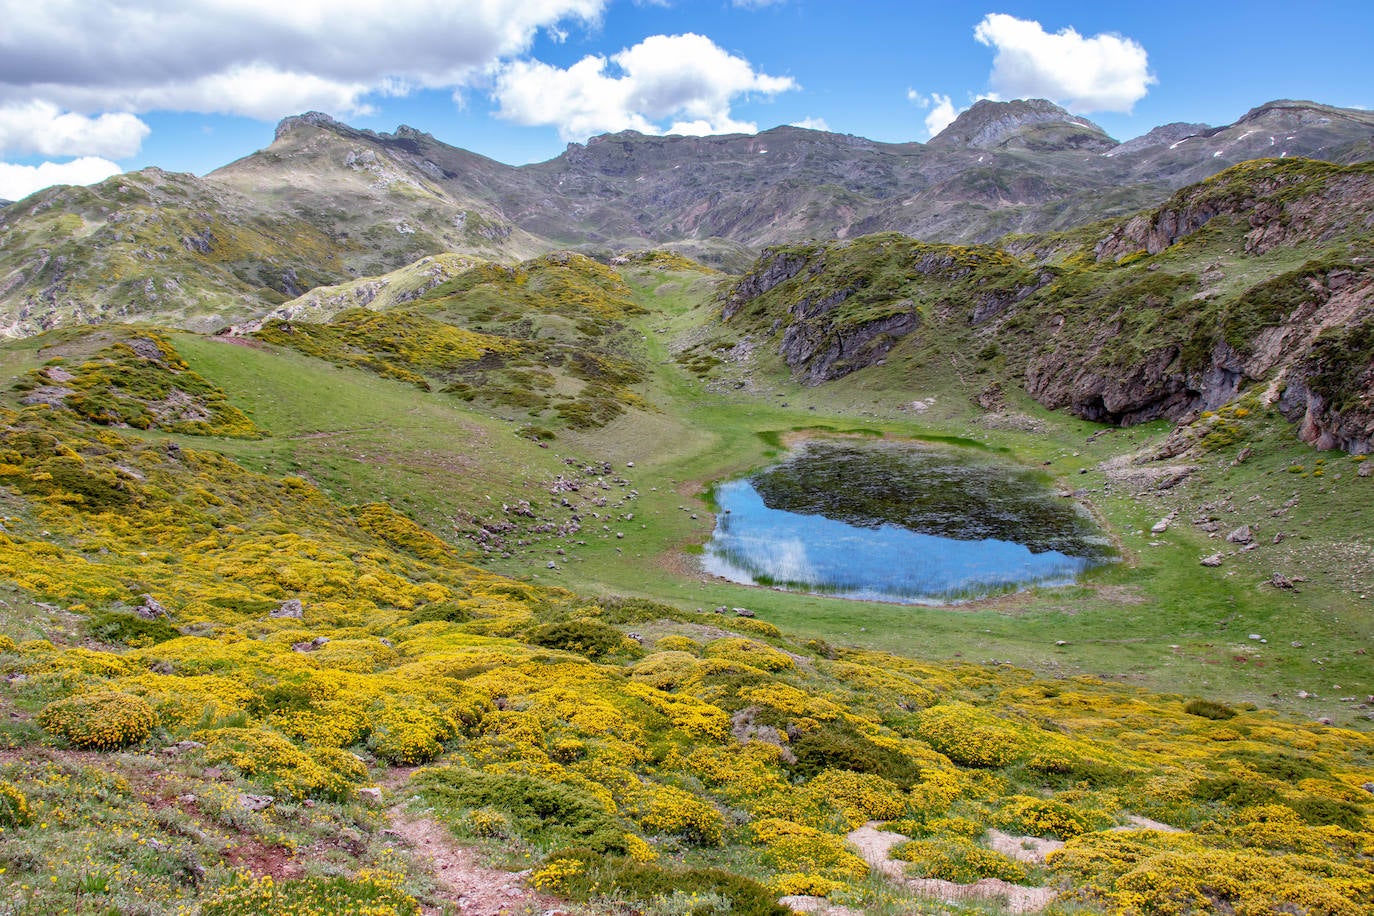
xmin=717 ymin=160 xmax=1374 ymax=453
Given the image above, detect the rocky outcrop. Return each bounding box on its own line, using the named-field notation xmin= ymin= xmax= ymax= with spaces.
xmin=1280 ymin=370 xmax=1374 ymax=454
xmin=780 ymin=306 xmax=919 ymax=386
xmin=721 ymin=248 xmax=813 ymax=319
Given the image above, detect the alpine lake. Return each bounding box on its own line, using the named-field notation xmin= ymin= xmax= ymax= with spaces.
xmin=703 ymin=439 xmax=1116 ymax=604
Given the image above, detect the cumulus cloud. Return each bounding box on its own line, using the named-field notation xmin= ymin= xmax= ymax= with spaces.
xmin=494 ymin=33 xmax=796 ymax=139
xmin=907 ymin=91 xmax=961 ymax=139
xmin=790 ymin=117 xmax=830 ymax=131
xmin=0 ymin=0 xmax=606 ymax=120
xmin=972 ymin=13 xmax=1154 ymax=113
xmin=0 ymin=156 xmax=121 ymax=202
xmin=0 ymin=101 xmax=148 ymax=158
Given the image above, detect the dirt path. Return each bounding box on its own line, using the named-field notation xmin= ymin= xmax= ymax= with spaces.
xmin=846 ymin=822 xmax=1059 ymax=915
xmin=380 ymin=771 xmax=565 ymax=916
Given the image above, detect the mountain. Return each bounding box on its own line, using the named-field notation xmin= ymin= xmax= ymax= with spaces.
xmin=926 ymin=98 xmax=1116 ymax=151
xmin=0 ymin=167 xmax=346 ymax=336
xmin=210 ymin=98 xmax=1374 ymax=266
xmin=2 ymin=98 xmax=1372 ymax=338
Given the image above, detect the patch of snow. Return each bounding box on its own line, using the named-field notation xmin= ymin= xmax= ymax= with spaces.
xmin=1213 ymin=150 xmax=1223 ymax=158
xmin=1168 ymin=137 xmax=1192 ymax=150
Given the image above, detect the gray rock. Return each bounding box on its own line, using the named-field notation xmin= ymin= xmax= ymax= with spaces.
xmin=1226 ymin=525 xmax=1254 ymax=545
xmin=271 ymin=598 xmax=304 ymax=619
xmin=1200 ymin=553 xmax=1223 ymax=567
xmin=733 ymin=607 xmax=755 ymax=618
xmin=135 ymin=594 xmax=170 ymax=620
xmin=236 ymin=794 xmax=274 ymax=811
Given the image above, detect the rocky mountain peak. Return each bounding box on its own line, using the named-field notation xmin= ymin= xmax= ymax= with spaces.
xmin=928 ymin=98 xmax=1114 ymax=150
xmin=1107 ymin=122 xmax=1212 ymax=158
xmin=274 ymin=110 xmax=347 ymax=140
xmin=1235 ymin=99 xmax=1362 ymax=126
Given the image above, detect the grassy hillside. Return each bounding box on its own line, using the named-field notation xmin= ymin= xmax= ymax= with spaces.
xmin=0 ymin=351 xmax=1369 ymax=914
xmin=0 ymin=172 xmax=1371 ymax=914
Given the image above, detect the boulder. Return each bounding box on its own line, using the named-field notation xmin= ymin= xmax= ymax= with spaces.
xmin=1226 ymin=525 xmax=1255 ymax=545
xmin=135 ymin=594 xmax=170 ymax=620
xmin=271 ymin=598 xmax=304 ymax=619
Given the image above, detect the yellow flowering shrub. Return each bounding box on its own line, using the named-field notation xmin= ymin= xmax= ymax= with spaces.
xmin=623 ymin=682 xmax=729 ymax=738
xmin=624 ymin=832 xmax=658 ymax=862
xmin=893 ymin=837 xmax=1030 ymax=884
xmin=531 ymin=857 xmax=585 ymax=893
xmin=770 ymin=874 xmax=843 ymax=897
xmin=368 ymin=705 xmax=455 ymax=764
xmin=1049 ymin=830 xmax=1374 ymax=915
xmin=635 ymin=784 xmax=725 ymax=846
xmin=0 ymin=779 xmax=32 ymax=827
xmin=197 ymin=873 xmax=420 ymax=915
xmin=198 ymin=727 xmax=363 ymax=800
xmin=269 ymin=701 xmax=370 ymax=748
xmin=653 ymin=635 xmax=701 ymax=655
xmin=751 ymin=818 xmax=868 ymax=879
xmin=630 ymin=651 xmax=703 ymax=690
xmin=37 ymin=690 xmax=156 ymax=749
xmin=703 ymin=637 xmax=794 ymax=672
xmin=727 ymin=618 xmax=782 ymax=638
xmin=995 ymin=794 xmax=1109 ymax=839
xmin=116 ymin=672 xmax=254 ymax=729
xmin=916 ymin=703 xmax=1028 ymax=768
xmin=805 ymin=769 xmax=908 ymax=827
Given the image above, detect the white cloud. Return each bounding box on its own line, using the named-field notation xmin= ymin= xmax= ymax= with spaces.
xmin=923 ymin=94 xmax=960 ymax=137
xmin=790 ymin=117 xmax=829 ymax=131
xmin=494 ymin=33 xmax=796 ymax=139
xmin=0 ymin=101 xmax=148 ymax=158
xmin=0 ymin=0 xmax=606 ymax=119
xmin=0 ymin=156 xmax=121 ymax=202
xmin=973 ymin=13 xmax=1154 ymax=113
xmin=907 ymin=91 xmax=962 ymax=139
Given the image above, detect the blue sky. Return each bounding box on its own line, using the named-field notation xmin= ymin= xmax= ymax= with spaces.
xmin=1 ymin=1 xmax=1371 ymax=200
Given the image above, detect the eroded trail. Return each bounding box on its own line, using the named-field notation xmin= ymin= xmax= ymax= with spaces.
xmin=381 ymin=769 xmax=564 ymax=916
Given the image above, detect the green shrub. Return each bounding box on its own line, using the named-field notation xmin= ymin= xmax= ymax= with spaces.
xmin=527 ymin=619 xmax=627 ymax=659
xmin=86 ymin=611 xmax=181 ymax=647
xmin=1184 ymin=698 xmax=1237 ymax=720
xmin=788 ymin=718 xmax=924 ymax=788
xmin=415 ymin=767 xmax=628 ymax=854
xmin=1286 ymin=796 xmax=1367 ymax=830
xmin=1194 ymin=776 xmax=1280 ymax=809
xmin=535 ymin=849 xmax=790 ymax=916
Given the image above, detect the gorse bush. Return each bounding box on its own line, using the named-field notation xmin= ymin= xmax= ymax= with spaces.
xmin=893 ymin=837 xmax=1029 ymax=883
xmin=37 ymin=690 xmax=156 ymax=749
xmin=198 ymin=873 xmax=421 ymax=916
xmin=0 ymin=780 xmax=31 ymax=827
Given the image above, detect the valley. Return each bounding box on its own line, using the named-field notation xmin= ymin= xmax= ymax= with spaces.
xmin=0 ymin=109 xmax=1370 ymax=916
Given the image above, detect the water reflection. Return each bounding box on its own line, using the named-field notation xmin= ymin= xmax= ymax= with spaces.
xmin=703 ymin=464 xmax=1104 ymax=604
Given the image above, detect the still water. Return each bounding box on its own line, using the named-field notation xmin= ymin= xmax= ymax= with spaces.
xmin=702 ymin=441 xmax=1112 ymax=604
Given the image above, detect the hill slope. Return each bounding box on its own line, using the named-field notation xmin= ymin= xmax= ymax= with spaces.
xmin=710 ymin=158 xmax=1374 ymax=454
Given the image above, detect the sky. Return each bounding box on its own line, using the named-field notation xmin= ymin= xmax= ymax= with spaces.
xmin=1 ymin=1 xmax=1371 ymax=201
